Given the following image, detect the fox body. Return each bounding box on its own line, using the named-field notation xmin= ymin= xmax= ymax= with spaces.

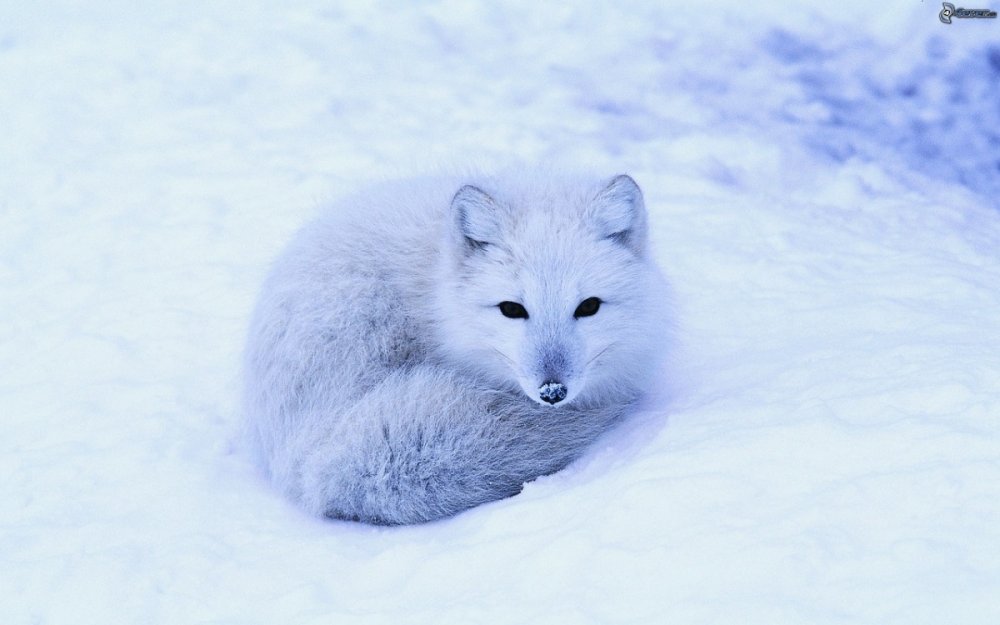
xmin=243 ymin=170 xmax=666 ymax=525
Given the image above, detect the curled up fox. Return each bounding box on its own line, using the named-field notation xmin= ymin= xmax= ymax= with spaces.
xmin=242 ymin=168 xmax=668 ymax=525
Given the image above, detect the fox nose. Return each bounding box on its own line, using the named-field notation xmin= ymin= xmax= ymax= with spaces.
xmin=538 ymin=381 xmax=567 ymax=405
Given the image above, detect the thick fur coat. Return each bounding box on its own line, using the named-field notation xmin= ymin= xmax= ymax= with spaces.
xmin=243 ymin=169 xmax=666 ymax=524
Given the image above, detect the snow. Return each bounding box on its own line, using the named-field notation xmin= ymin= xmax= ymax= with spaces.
xmin=2 ymin=1 xmax=999 ymax=623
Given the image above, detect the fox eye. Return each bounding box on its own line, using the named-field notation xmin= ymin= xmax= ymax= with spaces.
xmin=574 ymin=297 xmax=602 ymax=318
xmin=498 ymin=301 xmax=529 ymax=319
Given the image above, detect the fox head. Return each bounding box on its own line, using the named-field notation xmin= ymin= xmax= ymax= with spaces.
xmin=434 ymin=173 xmax=663 ymax=407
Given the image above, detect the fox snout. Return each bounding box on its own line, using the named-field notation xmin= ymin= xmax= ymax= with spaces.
xmin=538 ymin=381 xmax=568 ymax=405
xmin=525 ymin=345 xmax=578 ymax=407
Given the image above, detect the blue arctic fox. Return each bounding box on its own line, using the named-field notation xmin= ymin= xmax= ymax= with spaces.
xmin=243 ymin=169 xmax=667 ymax=524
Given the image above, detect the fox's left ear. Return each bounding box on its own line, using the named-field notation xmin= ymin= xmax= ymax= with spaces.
xmin=591 ymin=174 xmax=647 ymax=256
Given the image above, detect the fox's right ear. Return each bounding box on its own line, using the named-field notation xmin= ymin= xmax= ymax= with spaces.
xmin=451 ymin=184 xmax=501 ymax=254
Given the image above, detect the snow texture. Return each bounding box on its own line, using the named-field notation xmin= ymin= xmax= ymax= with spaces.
xmin=2 ymin=1 xmax=998 ymax=624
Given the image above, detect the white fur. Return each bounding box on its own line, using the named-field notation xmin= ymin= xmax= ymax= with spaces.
xmin=242 ymin=167 xmax=668 ymax=525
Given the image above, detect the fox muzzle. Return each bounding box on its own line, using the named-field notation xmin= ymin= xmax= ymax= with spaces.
xmin=538 ymin=381 xmax=568 ymax=405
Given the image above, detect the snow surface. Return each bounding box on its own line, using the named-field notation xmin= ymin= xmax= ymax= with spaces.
xmin=2 ymin=1 xmax=999 ymax=623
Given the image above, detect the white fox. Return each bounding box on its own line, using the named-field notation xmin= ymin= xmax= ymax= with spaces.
xmin=242 ymin=169 xmax=667 ymax=525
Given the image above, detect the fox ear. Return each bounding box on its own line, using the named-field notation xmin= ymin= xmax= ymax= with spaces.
xmin=592 ymin=174 xmax=647 ymax=255
xmin=451 ymin=184 xmax=501 ymax=253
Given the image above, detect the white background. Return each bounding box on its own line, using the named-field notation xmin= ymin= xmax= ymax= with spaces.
xmin=2 ymin=2 xmax=999 ymax=623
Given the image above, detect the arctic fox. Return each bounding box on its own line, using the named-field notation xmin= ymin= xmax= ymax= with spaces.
xmin=242 ymin=169 xmax=667 ymax=525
